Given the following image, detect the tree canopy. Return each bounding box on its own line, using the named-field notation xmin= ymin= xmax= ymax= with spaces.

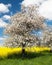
xmin=4 ymin=5 xmax=52 ymax=47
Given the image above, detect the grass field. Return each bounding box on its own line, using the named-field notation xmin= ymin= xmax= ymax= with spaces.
xmin=0 ymin=52 xmax=52 ymax=65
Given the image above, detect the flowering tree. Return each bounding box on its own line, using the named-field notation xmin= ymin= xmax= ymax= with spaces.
xmin=41 ymin=27 xmax=52 ymax=47
xmin=4 ymin=5 xmax=47 ymax=48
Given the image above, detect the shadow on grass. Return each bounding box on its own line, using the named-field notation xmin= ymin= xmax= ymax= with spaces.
xmin=0 ymin=51 xmax=52 ymax=60
xmin=7 ymin=53 xmax=43 ymax=59
xmin=7 ymin=51 xmax=52 ymax=59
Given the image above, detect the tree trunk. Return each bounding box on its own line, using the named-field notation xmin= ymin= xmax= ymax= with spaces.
xmin=22 ymin=43 xmax=26 ymax=56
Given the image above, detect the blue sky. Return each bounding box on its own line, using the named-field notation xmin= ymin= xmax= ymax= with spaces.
xmin=0 ymin=0 xmax=23 ymax=14
xmin=0 ymin=0 xmax=23 ymax=45
xmin=0 ymin=0 xmax=52 ymax=45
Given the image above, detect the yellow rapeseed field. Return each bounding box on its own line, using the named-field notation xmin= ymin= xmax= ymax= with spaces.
xmin=0 ymin=46 xmax=51 ymax=58
xmin=0 ymin=47 xmax=22 ymax=58
xmin=25 ymin=46 xmax=51 ymax=53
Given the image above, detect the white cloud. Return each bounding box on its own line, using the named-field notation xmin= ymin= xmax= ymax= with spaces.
xmin=0 ymin=19 xmax=7 ymax=27
xmin=0 ymin=35 xmax=8 ymax=40
xmin=39 ymin=0 xmax=52 ymax=20
xmin=22 ymin=0 xmax=52 ymax=20
xmin=0 ymin=37 xmax=5 ymax=45
xmin=21 ymin=0 xmax=46 ymax=7
xmin=0 ymin=3 xmax=11 ymax=13
xmin=0 ymin=37 xmax=5 ymax=40
xmin=3 ymin=15 xmax=11 ymax=20
xmin=0 ymin=36 xmax=8 ymax=46
xmin=6 ymin=4 xmax=12 ymax=7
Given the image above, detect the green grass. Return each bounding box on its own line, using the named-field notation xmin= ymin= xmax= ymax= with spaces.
xmin=0 ymin=52 xmax=52 ymax=65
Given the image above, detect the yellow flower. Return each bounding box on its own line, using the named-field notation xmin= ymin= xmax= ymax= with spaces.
xmin=0 ymin=46 xmax=50 ymax=58
xmin=25 ymin=46 xmax=51 ymax=53
xmin=0 ymin=47 xmax=22 ymax=58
